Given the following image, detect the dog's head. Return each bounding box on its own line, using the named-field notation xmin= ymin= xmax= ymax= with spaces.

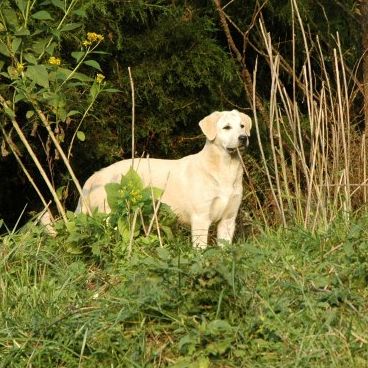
xmin=199 ymin=110 xmax=252 ymax=153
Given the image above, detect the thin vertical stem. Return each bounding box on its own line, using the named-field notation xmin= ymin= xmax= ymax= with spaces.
xmin=128 ymin=67 xmax=135 ymax=166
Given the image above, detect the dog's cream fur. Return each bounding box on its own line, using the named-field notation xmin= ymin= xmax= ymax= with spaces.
xmin=76 ymin=110 xmax=252 ymax=247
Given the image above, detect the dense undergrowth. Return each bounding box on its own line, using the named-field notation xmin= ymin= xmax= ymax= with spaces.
xmin=1 ymin=214 xmax=368 ymax=367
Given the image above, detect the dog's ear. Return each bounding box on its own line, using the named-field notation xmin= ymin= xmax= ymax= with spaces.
xmin=239 ymin=112 xmax=252 ymax=134
xmin=199 ymin=111 xmax=221 ymax=141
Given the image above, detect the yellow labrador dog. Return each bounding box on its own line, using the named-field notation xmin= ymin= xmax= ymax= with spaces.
xmin=76 ymin=110 xmax=252 ymax=248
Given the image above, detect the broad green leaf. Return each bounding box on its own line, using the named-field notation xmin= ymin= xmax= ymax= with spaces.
xmin=73 ymin=8 xmax=87 ymax=17
xmin=32 ymin=29 xmax=43 ymax=37
xmin=14 ymin=27 xmax=30 ymax=36
xmin=50 ymin=0 xmax=65 ymax=10
xmin=84 ymin=60 xmax=102 ymax=71
xmin=121 ymin=168 xmax=144 ymax=192
xmin=32 ymin=39 xmax=49 ymax=55
xmin=0 ymin=43 xmax=10 ymax=57
xmin=4 ymin=105 xmax=15 ymax=119
xmin=72 ymin=71 xmax=93 ymax=82
xmin=3 ymin=9 xmax=19 ymax=29
xmin=52 ymin=68 xmax=73 ymax=81
xmin=156 ymin=247 xmax=170 ymax=260
xmin=76 ymin=131 xmax=85 ymax=142
xmin=58 ymin=107 xmax=68 ymax=123
xmin=60 ymin=23 xmax=82 ymax=32
xmin=25 ymin=64 xmax=49 ymax=88
xmin=53 ymin=68 xmax=92 ymax=82
xmin=45 ymin=42 xmax=57 ymax=55
xmin=14 ymin=92 xmax=26 ymax=103
xmin=24 ymin=53 xmax=37 ymax=64
xmin=71 ymin=51 xmax=85 ymax=63
xmin=105 ymin=183 xmax=121 ymax=210
xmin=0 ymin=60 xmax=4 ymax=71
xmin=11 ymin=37 xmax=21 ymax=53
xmin=31 ymin=11 xmax=53 ymax=21
xmin=67 ymin=110 xmax=80 ymax=117
xmin=89 ymin=82 xmax=99 ymax=99
xmin=15 ymin=0 xmax=27 ymax=15
xmin=118 ymin=218 xmax=131 ymax=242
xmin=51 ymin=29 xmax=61 ymax=39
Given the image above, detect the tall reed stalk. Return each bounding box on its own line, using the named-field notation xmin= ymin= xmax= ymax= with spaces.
xmin=251 ymin=1 xmax=363 ymax=231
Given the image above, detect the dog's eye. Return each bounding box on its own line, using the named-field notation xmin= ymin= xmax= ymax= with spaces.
xmin=240 ymin=124 xmax=244 ymax=128
xmin=223 ymin=125 xmax=231 ymax=130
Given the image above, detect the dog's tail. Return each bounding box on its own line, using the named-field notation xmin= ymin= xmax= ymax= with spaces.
xmin=75 ymin=197 xmax=82 ymax=213
xmin=75 ymin=176 xmax=92 ymax=213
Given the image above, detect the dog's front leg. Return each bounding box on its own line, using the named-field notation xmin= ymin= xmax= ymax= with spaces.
xmin=191 ymin=214 xmax=211 ymax=248
xmin=217 ymin=217 xmax=236 ymax=245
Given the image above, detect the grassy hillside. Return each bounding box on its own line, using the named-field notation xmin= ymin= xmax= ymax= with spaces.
xmin=1 ymin=214 xmax=368 ymax=367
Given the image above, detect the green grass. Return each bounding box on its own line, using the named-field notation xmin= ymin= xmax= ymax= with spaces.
xmin=1 ymin=216 xmax=368 ymax=367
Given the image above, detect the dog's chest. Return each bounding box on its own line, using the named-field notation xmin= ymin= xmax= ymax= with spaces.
xmin=209 ymin=184 xmax=241 ymax=222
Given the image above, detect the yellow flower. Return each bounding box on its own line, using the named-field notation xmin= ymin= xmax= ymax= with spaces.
xmin=96 ymin=73 xmax=105 ymax=84
xmin=16 ymin=63 xmax=24 ymax=73
xmin=82 ymin=40 xmax=92 ymax=47
xmin=48 ymin=56 xmax=61 ymax=65
xmin=86 ymin=32 xmax=104 ymax=43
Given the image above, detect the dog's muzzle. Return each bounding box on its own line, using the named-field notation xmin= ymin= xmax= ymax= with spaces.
xmin=227 ymin=135 xmax=250 ymax=154
xmin=238 ymin=134 xmax=249 ymax=147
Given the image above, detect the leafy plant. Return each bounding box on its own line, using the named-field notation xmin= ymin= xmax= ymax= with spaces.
xmin=54 ymin=169 xmax=176 ymax=262
xmin=0 ymin=0 xmax=118 ymax=222
xmin=105 ymin=168 xmax=175 ymax=244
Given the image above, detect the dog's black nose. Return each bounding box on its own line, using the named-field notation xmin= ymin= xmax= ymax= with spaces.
xmin=239 ymin=135 xmax=249 ymax=146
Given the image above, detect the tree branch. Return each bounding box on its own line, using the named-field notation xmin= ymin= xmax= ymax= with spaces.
xmin=214 ymin=0 xmax=269 ymax=122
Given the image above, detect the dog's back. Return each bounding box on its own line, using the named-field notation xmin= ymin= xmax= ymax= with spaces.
xmin=76 ymin=158 xmax=179 ymax=214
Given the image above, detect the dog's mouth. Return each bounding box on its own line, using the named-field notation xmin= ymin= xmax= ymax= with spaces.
xmin=226 ymin=147 xmax=238 ymax=154
xmin=227 ymin=138 xmax=249 ymax=154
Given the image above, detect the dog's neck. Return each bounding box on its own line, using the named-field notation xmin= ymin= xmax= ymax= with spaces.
xmin=201 ymin=141 xmax=242 ymax=168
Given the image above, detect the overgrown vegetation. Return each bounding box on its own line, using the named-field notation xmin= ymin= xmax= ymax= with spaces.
xmin=1 ymin=215 xmax=368 ymax=366
xmin=1 ymin=1 xmax=368 ymax=366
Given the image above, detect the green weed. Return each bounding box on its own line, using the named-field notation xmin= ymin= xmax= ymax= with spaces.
xmin=1 ymin=214 xmax=368 ymax=367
